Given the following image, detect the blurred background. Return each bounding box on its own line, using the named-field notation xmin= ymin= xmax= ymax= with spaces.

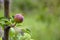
xmin=0 ymin=0 xmax=60 ymax=40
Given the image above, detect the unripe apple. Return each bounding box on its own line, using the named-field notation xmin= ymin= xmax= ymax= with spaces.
xmin=14 ymin=14 xmax=24 ymax=23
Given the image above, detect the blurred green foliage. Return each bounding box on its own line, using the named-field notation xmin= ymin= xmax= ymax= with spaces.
xmin=11 ymin=0 xmax=60 ymax=16
xmin=0 ymin=0 xmax=60 ymax=40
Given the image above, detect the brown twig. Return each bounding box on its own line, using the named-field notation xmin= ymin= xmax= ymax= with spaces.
xmin=4 ymin=0 xmax=10 ymax=19
xmin=2 ymin=0 xmax=10 ymax=40
xmin=2 ymin=25 xmax=10 ymax=40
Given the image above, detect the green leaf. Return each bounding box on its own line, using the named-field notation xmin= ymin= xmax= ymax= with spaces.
xmin=1 ymin=19 xmax=8 ymax=22
xmin=26 ymin=28 xmax=31 ymax=32
xmin=10 ymin=16 xmax=15 ymax=23
xmin=23 ymin=33 xmax=31 ymax=40
xmin=30 ymin=39 xmax=34 ymax=40
xmin=25 ymin=28 xmax=31 ymax=34
xmin=0 ymin=21 xmax=5 ymax=28
xmin=16 ymin=23 xmax=22 ymax=27
xmin=0 ymin=17 xmax=6 ymax=20
xmin=9 ymin=28 xmax=15 ymax=37
xmin=0 ymin=37 xmax=2 ymax=40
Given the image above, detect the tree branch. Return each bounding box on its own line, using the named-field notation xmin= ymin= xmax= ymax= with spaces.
xmin=3 ymin=0 xmax=10 ymax=40
xmin=4 ymin=0 xmax=10 ymax=19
